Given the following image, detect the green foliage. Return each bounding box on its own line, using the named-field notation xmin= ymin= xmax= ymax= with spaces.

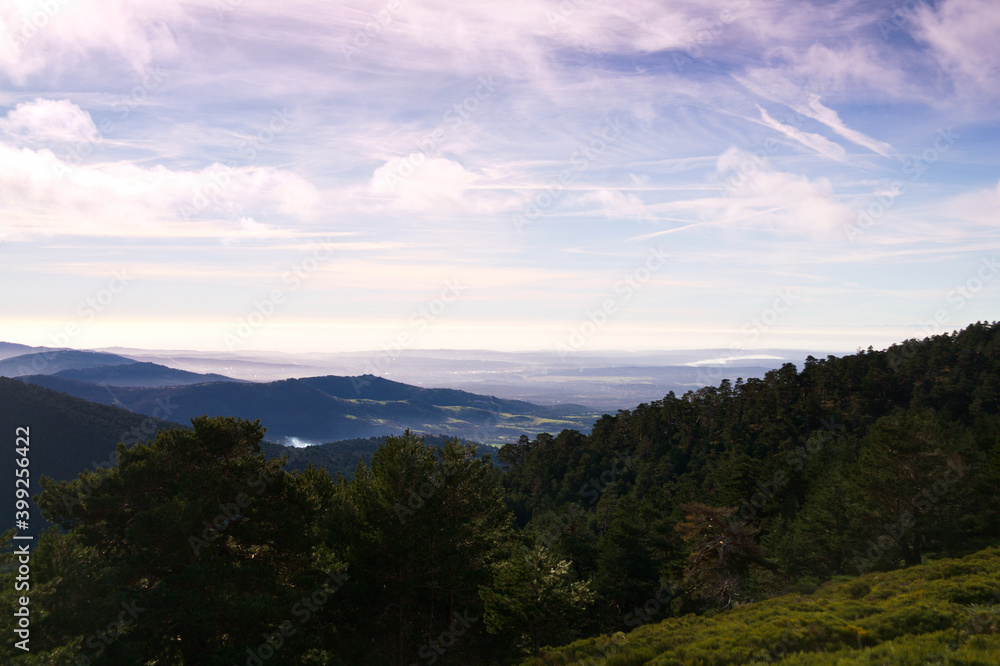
xmin=8 ymin=416 xmax=343 ymax=664
xmin=480 ymin=544 xmax=596 ymax=658
xmin=501 ymin=322 xmax=1000 ymax=627
xmin=261 ymin=433 xmax=488 ymax=479
xmin=675 ymin=503 xmax=773 ymax=611
xmin=330 ymin=430 xmax=515 ymax=665
xmin=524 ymin=546 xmax=1000 ymax=665
xmin=5 ymin=321 xmax=1000 ymax=664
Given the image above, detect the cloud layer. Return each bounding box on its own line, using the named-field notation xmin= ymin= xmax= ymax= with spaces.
xmin=1 ymin=0 xmax=998 ymax=352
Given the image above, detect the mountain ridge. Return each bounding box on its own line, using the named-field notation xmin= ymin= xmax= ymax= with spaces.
xmin=15 ymin=372 xmax=598 ymax=445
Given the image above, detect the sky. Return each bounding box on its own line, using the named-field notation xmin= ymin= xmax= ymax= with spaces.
xmin=0 ymin=0 xmax=998 ymax=356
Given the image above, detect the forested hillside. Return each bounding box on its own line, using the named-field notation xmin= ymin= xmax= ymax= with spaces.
xmin=0 ymin=378 xmax=182 ymax=532
xmin=1 ymin=322 xmax=998 ymax=665
xmin=498 ymin=321 xmax=1000 ymax=634
xmin=260 ymin=433 xmax=484 ymax=478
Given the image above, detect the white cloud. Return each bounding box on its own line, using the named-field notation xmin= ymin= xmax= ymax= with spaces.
xmin=738 ymin=69 xmax=893 ymax=157
xmin=756 ymin=105 xmax=847 ymax=162
xmin=1 ymin=0 xmax=996 ymax=355
xmin=0 ymin=98 xmax=98 ymax=144
xmin=591 ymin=188 xmax=655 ymax=221
xmin=370 ymin=156 xmax=476 ymax=210
xmin=913 ymin=0 xmax=1000 ymax=97
xmin=0 ymin=0 xmax=185 ymax=82
xmin=786 ymin=43 xmax=916 ymax=102
xmin=803 ymin=94 xmax=893 ymax=158
xmin=0 ymin=140 xmax=319 ymax=238
xmin=712 ymin=146 xmax=853 ymax=236
xmin=238 ymin=216 xmax=271 ymax=234
xmin=946 ymin=179 xmax=1000 ymax=227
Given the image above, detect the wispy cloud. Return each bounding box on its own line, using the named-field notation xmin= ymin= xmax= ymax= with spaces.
xmin=755 ymin=105 xmax=847 ymax=162
xmin=913 ymin=0 xmax=1000 ymax=98
xmin=1 ymin=0 xmax=998 ymax=352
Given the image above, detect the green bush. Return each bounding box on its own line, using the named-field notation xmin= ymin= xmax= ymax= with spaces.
xmin=524 ymin=545 xmax=1000 ymax=665
xmin=845 ymin=580 xmax=871 ymax=599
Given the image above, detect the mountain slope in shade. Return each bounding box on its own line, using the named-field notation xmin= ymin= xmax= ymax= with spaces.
xmin=0 ymin=341 xmax=47 ymax=361
xmin=261 ymin=433 xmax=488 ymax=480
xmin=0 ymin=377 xmax=183 ymax=532
xmin=298 ymin=374 xmax=569 ymax=413
xmin=17 ymin=373 xmax=598 ymax=445
xmin=51 ymin=361 xmax=240 ymax=387
xmin=0 ymin=350 xmax=135 ymax=377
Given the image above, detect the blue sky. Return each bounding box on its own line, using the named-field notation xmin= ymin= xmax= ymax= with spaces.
xmin=1 ymin=0 xmax=998 ymax=355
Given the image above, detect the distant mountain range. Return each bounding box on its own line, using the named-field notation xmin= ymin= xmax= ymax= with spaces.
xmin=0 ymin=378 xmax=476 ymax=533
xmin=0 ymin=341 xmax=46 ymax=361
xmin=0 ymin=350 xmax=238 ymax=387
xmin=0 ymin=341 xmax=830 ymax=536
xmin=0 ymin=349 xmax=134 ymax=376
xmin=0 ymin=373 xmax=471 ymax=485
xmin=90 ymin=345 xmax=825 ymax=410
xmin=8 ymin=358 xmax=596 ymax=446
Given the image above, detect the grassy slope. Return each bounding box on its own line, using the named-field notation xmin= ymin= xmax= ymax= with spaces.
xmin=525 ymin=546 xmax=1000 ymax=665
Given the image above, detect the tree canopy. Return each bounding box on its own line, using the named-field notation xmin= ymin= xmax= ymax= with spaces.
xmin=2 ymin=321 xmax=1000 ymax=663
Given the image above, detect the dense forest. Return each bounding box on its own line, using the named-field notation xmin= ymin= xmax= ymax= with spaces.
xmin=0 ymin=377 xmax=180 ymax=483
xmin=2 ymin=322 xmax=999 ymax=664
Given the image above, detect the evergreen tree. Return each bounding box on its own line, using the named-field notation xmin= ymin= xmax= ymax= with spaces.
xmin=33 ymin=416 xmax=340 ymax=664
xmin=675 ymin=503 xmax=774 ymax=610
xmin=479 ymin=544 xmax=595 ymax=658
xmin=332 ymin=430 xmax=513 ymax=665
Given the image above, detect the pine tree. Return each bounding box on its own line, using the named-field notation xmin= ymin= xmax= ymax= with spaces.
xmin=33 ymin=416 xmax=338 ymax=664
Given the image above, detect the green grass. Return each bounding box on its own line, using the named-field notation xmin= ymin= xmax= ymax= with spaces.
xmin=408 ymin=408 xmax=598 ymax=445
xmin=523 ymin=546 xmax=1000 ymax=665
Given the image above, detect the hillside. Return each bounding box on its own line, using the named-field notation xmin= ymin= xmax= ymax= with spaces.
xmin=261 ymin=433 xmax=489 ymax=479
xmin=0 ymin=349 xmax=135 ymax=376
xmin=16 ymin=373 xmax=598 ymax=444
xmin=488 ymin=321 xmax=1000 ymax=642
xmin=0 ymin=349 xmax=240 ymax=387
xmin=0 ymin=377 xmax=182 ymax=531
xmin=1 ymin=322 xmax=999 ymax=665
xmin=524 ymin=545 xmax=1000 ymax=664
xmin=0 ymin=341 xmax=44 ymax=361
xmin=51 ymin=361 xmax=239 ymax=387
